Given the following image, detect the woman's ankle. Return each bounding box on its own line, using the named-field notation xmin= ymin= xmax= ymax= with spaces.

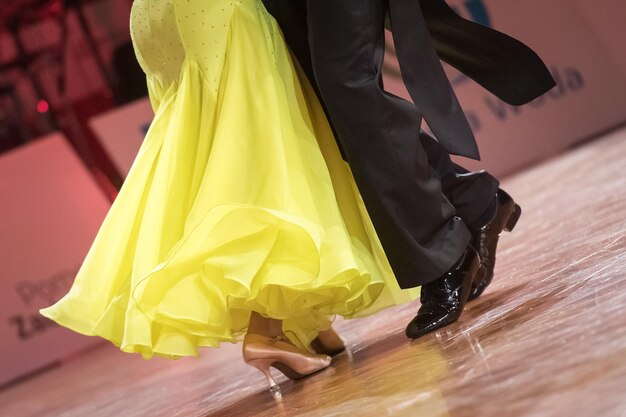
xmin=248 ymin=312 xmax=284 ymax=338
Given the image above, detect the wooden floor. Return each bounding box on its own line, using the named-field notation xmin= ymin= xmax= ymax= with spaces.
xmin=2 ymin=127 xmax=625 ymax=417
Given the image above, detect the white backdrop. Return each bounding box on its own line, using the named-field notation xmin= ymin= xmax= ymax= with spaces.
xmin=383 ymin=0 xmax=626 ymax=175
xmin=0 ymin=134 xmax=111 ymax=386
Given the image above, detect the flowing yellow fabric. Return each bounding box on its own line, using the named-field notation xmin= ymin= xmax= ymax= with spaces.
xmin=40 ymin=0 xmax=419 ymax=359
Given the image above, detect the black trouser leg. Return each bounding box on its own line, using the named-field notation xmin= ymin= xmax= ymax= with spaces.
xmin=260 ymin=0 xmax=499 ymax=229
xmin=302 ymin=0 xmax=470 ymax=288
xmin=419 ymin=132 xmax=499 ymax=230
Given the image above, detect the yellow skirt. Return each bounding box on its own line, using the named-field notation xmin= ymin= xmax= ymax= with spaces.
xmin=40 ymin=0 xmax=419 ymax=359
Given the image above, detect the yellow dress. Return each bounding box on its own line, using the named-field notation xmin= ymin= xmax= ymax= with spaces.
xmin=40 ymin=0 xmax=419 ymax=359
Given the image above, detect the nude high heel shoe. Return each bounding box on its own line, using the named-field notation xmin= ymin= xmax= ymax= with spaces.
xmin=310 ymin=327 xmax=346 ymax=356
xmin=243 ymin=333 xmax=332 ymax=399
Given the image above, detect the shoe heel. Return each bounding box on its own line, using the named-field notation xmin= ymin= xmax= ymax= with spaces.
xmin=246 ymin=359 xmax=282 ymax=400
xmin=505 ymin=204 xmax=522 ymax=232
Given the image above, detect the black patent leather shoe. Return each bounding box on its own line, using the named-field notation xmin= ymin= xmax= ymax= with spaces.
xmin=405 ymin=247 xmax=480 ymax=339
xmin=468 ymin=190 xmax=521 ymax=301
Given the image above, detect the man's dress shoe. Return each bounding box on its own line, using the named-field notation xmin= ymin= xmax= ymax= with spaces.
xmin=405 ymin=247 xmax=480 ymax=339
xmin=468 ymin=190 xmax=521 ymax=301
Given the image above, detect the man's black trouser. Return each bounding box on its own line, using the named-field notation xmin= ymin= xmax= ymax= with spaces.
xmin=262 ymin=0 xmax=499 ymax=288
